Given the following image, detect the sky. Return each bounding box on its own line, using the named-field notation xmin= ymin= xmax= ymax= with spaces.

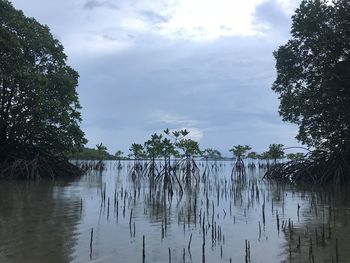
xmin=11 ymin=0 xmax=303 ymax=156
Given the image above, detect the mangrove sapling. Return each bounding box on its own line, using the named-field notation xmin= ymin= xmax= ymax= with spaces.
xmin=143 ymin=134 xmax=164 ymax=195
xmin=247 ymin=151 xmax=258 ymax=169
xmin=202 ymin=148 xmax=222 ymax=182
xmin=93 ymin=143 xmax=108 ymax=171
xmin=128 ymin=143 xmax=146 ymax=184
xmin=267 ymin=144 xmax=285 ymax=166
xmin=114 ymin=150 xmax=124 ymax=169
xmin=261 ymin=151 xmax=273 ymax=170
xmin=148 ymin=128 xmax=202 ymax=201
xmin=158 ymin=136 xmax=183 ymax=201
xmin=176 ymin=138 xmax=201 ymax=187
xmin=229 ymin=145 xmax=251 ymax=176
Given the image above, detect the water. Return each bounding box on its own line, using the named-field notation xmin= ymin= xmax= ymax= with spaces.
xmin=1 ymin=160 xmax=350 ymax=263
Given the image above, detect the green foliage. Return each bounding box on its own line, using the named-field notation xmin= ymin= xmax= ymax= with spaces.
xmin=144 ymin=133 xmax=163 ymax=158
xmin=66 ymin=147 xmax=115 ymax=160
xmin=286 ymin=152 xmax=305 ymax=161
xmin=143 ymin=133 xmax=179 ymax=159
xmin=96 ymin=142 xmax=107 ymax=153
xmin=202 ymin=148 xmax=222 ymax=160
xmin=161 ymin=128 xmax=192 ymax=157
xmin=260 ymin=151 xmax=271 ymax=160
xmin=164 ymin=128 xmax=189 ymax=139
xmin=176 ymin=139 xmax=201 ymax=157
xmin=229 ymin=145 xmax=251 ymax=159
xmin=96 ymin=143 xmax=108 ymax=159
xmin=142 ymin=129 xmax=201 ymax=159
xmin=247 ymin=151 xmax=258 ymax=160
xmin=267 ymin=144 xmax=285 ymax=162
xmin=0 ymin=1 xmax=86 ymax=153
xmin=114 ymin=150 xmax=124 ymax=159
xmin=272 ymin=0 xmax=350 ymax=152
xmin=129 ymin=143 xmax=145 ymax=159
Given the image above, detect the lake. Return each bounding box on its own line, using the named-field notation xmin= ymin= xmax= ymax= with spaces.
xmin=1 ymin=160 xmax=350 ymax=262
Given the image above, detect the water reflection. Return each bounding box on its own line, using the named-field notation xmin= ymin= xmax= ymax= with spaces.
xmin=1 ymin=161 xmax=350 ymax=262
xmin=280 ymin=184 xmax=350 ymax=263
xmin=0 ymin=180 xmax=82 ymax=263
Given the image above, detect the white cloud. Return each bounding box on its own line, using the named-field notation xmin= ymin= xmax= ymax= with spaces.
xmin=154 ymin=110 xmax=198 ymax=127
xmin=181 ymin=127 xmax=204 ymax=141
xmin=11 ymin=0 xmax=301 ymax=55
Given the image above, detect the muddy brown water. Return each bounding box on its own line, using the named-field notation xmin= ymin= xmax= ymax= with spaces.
xmin=1 ymin=160 xmax=350 ymax=263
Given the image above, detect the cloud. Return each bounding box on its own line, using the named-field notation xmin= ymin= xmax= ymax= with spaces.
xmin=71 ymin=31 xmax=301 ymax=154
xmin=10 ymin=0 xmax=303 ymax=155
xmin=153 ymin=111 xmax=197 ymax=127
xmin=253 ymin=0 xmax=292 ymax=33
xmin=83 ymin=0 xmax=118 ymax=10
xmin=139 ymin=10 xmax=170 ymax=24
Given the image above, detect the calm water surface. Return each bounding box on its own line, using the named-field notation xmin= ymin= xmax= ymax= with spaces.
xmin=1 ymin=161 xmax=350 ymax=263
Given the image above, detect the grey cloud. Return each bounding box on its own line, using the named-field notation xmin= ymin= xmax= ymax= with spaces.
xmin=72 ymin=32 xmax=300 ymax=154
xmin=83 ymin=0 xmax=118 ymax=10
xmin=253 ymin=0 xmax=291 ymax=33
xmin=139 ymin=10 xmax=170 ymax=24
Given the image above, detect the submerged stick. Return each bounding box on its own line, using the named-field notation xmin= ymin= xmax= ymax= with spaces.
xmin=142 ymin=235 xmax=145 ymax=263
xmin=188 ymin=233 xmax=192 ymax=251
xmin=129 ymin=209 xmax=133 ymax=228
xmin=336 ymin=238 xmax=339 ymax=263
xmin=89 ymin=228 xmax=94 ymax=260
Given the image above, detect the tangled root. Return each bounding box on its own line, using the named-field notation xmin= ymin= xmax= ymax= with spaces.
xmin=264 ymin=151 xmax=350 ymax=185
xmin=0 ymin=144 xmax=83 ymax=179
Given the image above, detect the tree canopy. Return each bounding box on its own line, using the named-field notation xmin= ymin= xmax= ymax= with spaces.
xmin=273 ymin=0 xmax=350 ymax=152
xmin=267 ymin=144 xmax=285 ymax=163
xmin=229 ymin=145 xmax=251 ymax=160
xmin=0 ymin=1 xmax=86 ymax=154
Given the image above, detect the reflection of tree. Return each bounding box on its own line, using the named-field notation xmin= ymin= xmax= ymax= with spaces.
xmin=141 ymin=182 xmax=200 ymax=227
xmin=281 ymin=186 xmax=350 ymax=263
xmin=0 ymin=181 xmax=81 ymax=263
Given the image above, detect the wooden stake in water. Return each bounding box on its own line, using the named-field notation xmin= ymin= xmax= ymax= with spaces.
xmin=245 ymin=240 xmax=251 ymax=263
xmin=89 ymin=228 xmax=93 ymax=260
xmin=188 ymin=233 xmax=192 ymax=251
xmin=258 ymin=221 xmax=261 ymax=240
xmin=262 ymin=202 xmax=265 ymax=226
xmin=336 ymin=238 xmax=339 ymax=263
xmin=107 ymin=197 xmax=110 ymax=220
xmin=142 ymin=235 xmax=145 ymax=263
xmin=276 ymin=210 xmax=280 ymax=234
xmin=202 ymin=214 xmax=206 ymax=263
xmin=129 ymin=209 xmax=133 ymax=229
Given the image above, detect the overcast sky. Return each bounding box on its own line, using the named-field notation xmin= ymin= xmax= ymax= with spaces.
xmin=11 ymin=0 xmax=303 ymax=156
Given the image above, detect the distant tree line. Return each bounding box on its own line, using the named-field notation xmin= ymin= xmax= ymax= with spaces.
xmin=67 ymin=132 xmax=305 ymax=166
